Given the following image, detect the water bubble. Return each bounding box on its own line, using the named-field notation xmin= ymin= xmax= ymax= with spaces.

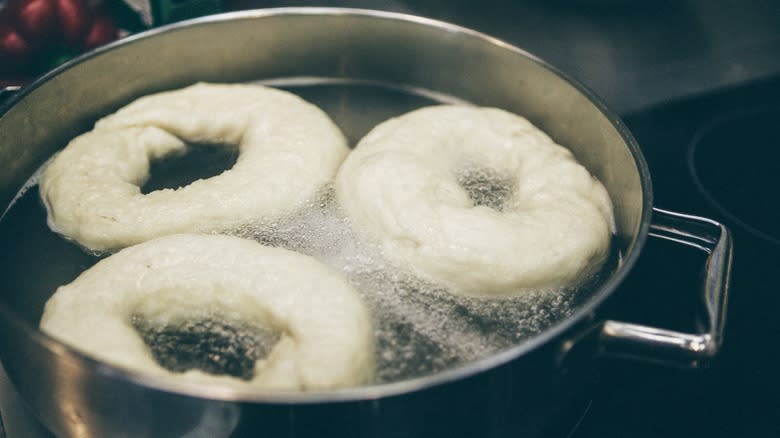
xmin=223 ymin=184 xmax=601 ymax=383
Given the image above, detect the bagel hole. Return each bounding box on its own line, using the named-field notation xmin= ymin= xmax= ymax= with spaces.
xmin=132 ymin=315 xmax=280 ymax=380
xmin=456 ymin=168 xmax=514 ymax=211
xmin=141 ymin=143 xmax=239 ymax=194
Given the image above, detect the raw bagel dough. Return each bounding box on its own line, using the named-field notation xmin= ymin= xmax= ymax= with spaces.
xmin=335 ymin=105 xmax=615 ymax=296
xmin=39 ymin=234 xmax=374 ymax=390
xmin=40 ymin=83 xmax=349 ymax=251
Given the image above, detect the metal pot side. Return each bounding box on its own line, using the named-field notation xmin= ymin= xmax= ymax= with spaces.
xmin=0 ymin=8 xmax=654 ymax=438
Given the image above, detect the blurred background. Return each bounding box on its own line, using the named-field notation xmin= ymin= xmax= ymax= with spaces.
xmin=2 ymin=0 xmax=780 ymax=114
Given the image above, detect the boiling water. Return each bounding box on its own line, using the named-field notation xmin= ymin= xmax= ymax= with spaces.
xmin=231 ymin=185 xmax=609 ymax=383
xmin=0 ymin=80 xmax=616 ymax=385
xmin=132 ymin=316 xmax=280 ymax=381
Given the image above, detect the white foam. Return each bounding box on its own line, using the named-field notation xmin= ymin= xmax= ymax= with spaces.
xmin=227 ymin=185 xmax=588 ymax=383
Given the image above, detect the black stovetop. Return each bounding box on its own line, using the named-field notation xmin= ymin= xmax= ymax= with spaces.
xmin=573 ymin=74 xmax=780 ymax=438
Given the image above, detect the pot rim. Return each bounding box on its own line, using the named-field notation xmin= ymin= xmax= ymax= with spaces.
xmin=0 ymin=7 xmax=654 ymax=404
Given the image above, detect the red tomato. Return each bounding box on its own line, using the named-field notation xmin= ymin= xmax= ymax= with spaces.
xmin=7 ymin=0 xmax=58 ymax=42
xmin=55 ymin=0 xmax=91 ymax=44
xmin=81 ymin=13 xmax=118 ymax=50
xmin=0 ymin=21 xmax=34 ymax=72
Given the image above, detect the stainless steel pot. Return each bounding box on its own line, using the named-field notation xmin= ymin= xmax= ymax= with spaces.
xmin=0 ymin=8 xmax=732 ymax=438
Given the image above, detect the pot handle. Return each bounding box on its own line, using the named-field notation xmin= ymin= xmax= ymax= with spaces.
xmin=598 ymin=207 xmax=733 ymax=367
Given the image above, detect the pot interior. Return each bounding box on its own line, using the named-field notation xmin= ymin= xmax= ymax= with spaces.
xmin=0 ymin=9 xmax=649 ymax=394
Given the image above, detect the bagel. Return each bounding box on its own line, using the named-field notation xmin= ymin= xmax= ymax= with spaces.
xmin=335 ymin=105 xmax=615 ymax=296
xmin=39 ymin=83 xmax=349 ymax=252
xmin=39 ymin=234 xmax=374 ymax=390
